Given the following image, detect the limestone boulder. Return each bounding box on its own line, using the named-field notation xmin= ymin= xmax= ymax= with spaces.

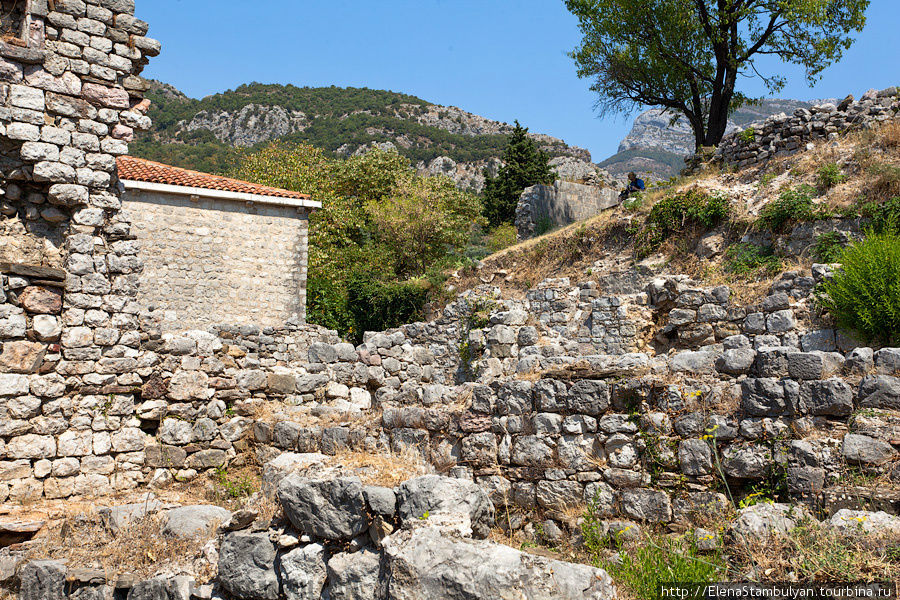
xmin=730 ymin=503 xmax=814 ymax=541
xmin=18 ymin=286 xmax=62 ymax=314
xmin=396 ymin=475 xmax=494 ymax=539
xmin=324 ymin=550 xmax=381 ymax=600
xmin=279 ymin=543 xmax=327 ymax=600
xmin=162 ymin=505 xmax=231 ymax=539
xmin=0 ymin=341 xmax=45 ymax=373
xmin=218 ymin=532 xmax=279 ymax=600
xmin=278 ymin=475 xmax=368 ymax=541
xmin=381 ymin=527 xmax=617 ymax=600
xmin=829 ymin=509 xmax=900 ymax=535
xmin=17 ymin=560 xmax=66 ymax=600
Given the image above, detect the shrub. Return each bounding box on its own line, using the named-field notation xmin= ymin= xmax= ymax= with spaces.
xmin=346 ymin=270 xmax=429 ymax=343
xmin=819 ymin=229 xmax=900 ymax=344
xmin=534 ymin=216 xmax=555 ymax=237
xmin=756 ymin=185 xmax=825 ymax=232
xmin=738 ymin=127 xmax=756 ymax=143
xmin=812 ymin=232 xmax=845 ymax=263
xmin=485 ymin=223 xmax=518 ymax=253
xmin=600 ymin=535 xmax=726 ymax=599
xmin=724 ymin=243 xmax=782 ymax=279
xmin=622 ymin=192 xmax=644 ymax=211
xmin=634 ymin=190 xmax=730 ymax=258
xmin=581 ymin=492 xmax=727 ymax=598
xmin=816 ymin=163 xmax=847 ymax=190
xmin=860 ymin=196 xmax=900 ymax=234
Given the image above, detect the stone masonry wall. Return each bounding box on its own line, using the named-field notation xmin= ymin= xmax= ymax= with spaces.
xmin=515 ymin=180 xmax=619 ymax=241
xmin=123 ymin=189 xmax=312 ymax=330
xmin=716 ymin=87 xmax=899 ymax=169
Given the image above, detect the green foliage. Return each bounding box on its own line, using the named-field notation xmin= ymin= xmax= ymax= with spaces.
xmin=534 ymin=216 xmax=555 ymax=237
xmin=738 ymin=127 xmax=757 ymax=143
xmin=756 ymin=185 xmax=826 ymax=232
xmin=634 ymin=190 xmax=730 ymax=258
xmin=482 ymin=122 xmax=555 ymax=226
xmin=860 ymin=196 xmax=900 ymax=234
xmin=214 ymin=467 xmax=256 ymax=499
xmin=622 ymin=192 xmax=644 ymax=211
xmin=583 ymin=522 xmax=727 ymax=600
xmin=233 ymin=143 xmax=482 ymax=341
xmin=819 ymin=229 xmax=900 ymax=344
xmin=816 ymin=163 xmax=847 ymax=190
xmin=346 ymin=272 xmax=429 ymax=342
xmin=129 ymin=139 xmax=242 ymax=175
xmin=724 ymin=243 xmax=782 ymax=278
xmin=484 ymin=224 xmax=519 ymax=253
xmin=565 ymin=0 xmax=869 ymax=148
xmin=812 ymin=232 xmax=845 ymax=263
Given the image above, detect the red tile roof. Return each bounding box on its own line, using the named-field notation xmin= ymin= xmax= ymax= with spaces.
xmin=117 ymin=156 xmax=312 ymax=201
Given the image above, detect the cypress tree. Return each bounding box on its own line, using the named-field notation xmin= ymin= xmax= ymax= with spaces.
xmin=483 ymin=121 xmax=555 ymax=226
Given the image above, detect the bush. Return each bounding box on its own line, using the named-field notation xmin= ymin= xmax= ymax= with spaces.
xmin=816 ymin=163 xmax=847 ymax=190
xmin=724 ymin=243 xmax=782 ymax=279
xmin=598 ymin=534 xmax=726 ymax=599
xmin=534 ymin=216 xmax=555 ymax=237
xmin=739 ymin=127 xmax=756 ymax=143
xmin=634 ymin=190 xmax=730 ymax=258
xmin=346 ymin=270 xmax=429 ymax=343
xmin=485 ymin=223 xmax=519 ymax=253
xmin=812 ymin=232 xmax=845 ymax=263
xmin=860 ymin=196 xmax=900 ymax=234
xmin=622 ymin=192 xmax=645 ymax=211
xmin=819 ymin=229 xmax=900 ymax=344
xmin=756 ymin=185 xmax=825 ymax=232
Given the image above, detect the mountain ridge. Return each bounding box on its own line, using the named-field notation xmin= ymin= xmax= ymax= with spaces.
xmin=133 ymin=81 xmax=830 ymax=187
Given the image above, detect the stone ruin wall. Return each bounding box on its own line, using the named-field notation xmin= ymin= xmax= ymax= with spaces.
xmin=0 ymin=0 xmax=161 ymax=501
xmin=716 ymin=86 xmax=900 ymax=169
xmin=515 ymin=180 xmax=620 ymax=241
xmin=0 ymin=1 xmax=893 ymax=538
xmin=5 ymin=252 xmax=900 ymax=530
xmin=122 ymin=189 xmax=312 ymax=331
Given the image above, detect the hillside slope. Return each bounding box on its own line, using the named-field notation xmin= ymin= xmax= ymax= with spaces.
xmin=131 ymin=81 xmax=592 ymax=190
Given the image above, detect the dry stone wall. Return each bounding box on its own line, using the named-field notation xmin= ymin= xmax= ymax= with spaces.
xmin=716 ymin=87 xmax=900 ymax=169
xmin=123 ymin=189 xmax=312 ymax=330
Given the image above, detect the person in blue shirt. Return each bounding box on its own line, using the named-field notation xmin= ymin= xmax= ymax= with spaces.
xmin=619 ymin=172 xmax=645 ymax=201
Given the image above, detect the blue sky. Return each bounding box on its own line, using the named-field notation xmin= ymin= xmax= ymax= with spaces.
xmin=136 ymin=0 xmax=898 ymax=162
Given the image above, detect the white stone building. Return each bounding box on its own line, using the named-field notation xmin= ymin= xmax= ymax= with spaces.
xmin=117 ymin=157 xmax=320 ymax=330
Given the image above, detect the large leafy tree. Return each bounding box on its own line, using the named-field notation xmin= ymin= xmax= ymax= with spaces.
xmin=234 ymin=144 xmax=483 ymax=340
xmin=565 ymin=0 xmax=869 ymax=150
xmin=483 ymin=122 xmax=555 ymax=226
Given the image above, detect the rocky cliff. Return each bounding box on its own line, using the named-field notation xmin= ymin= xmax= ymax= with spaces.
xmin=600 ymin=99 xmax=828 ymax=180
xmin=132 ymin=82 xmax=592 ymax=191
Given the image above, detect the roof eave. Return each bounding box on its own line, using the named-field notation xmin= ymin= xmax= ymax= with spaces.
xmin=120 ymin=179 xmax=322 ymax=210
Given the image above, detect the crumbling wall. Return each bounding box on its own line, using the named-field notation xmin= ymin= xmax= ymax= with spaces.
xmin=717 ymin=87 xmax=899 ymax=168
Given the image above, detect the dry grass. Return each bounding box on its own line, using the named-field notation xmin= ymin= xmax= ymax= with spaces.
xmin=330 ymin=448 xmax=433 ymax=487
xmin=733 ymin=522 xmax=900 ymax=582
xmin=24 ymin=510 xmax=218 ymax=583
xmin=877 ymin=121 xmax=900 ymax=151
